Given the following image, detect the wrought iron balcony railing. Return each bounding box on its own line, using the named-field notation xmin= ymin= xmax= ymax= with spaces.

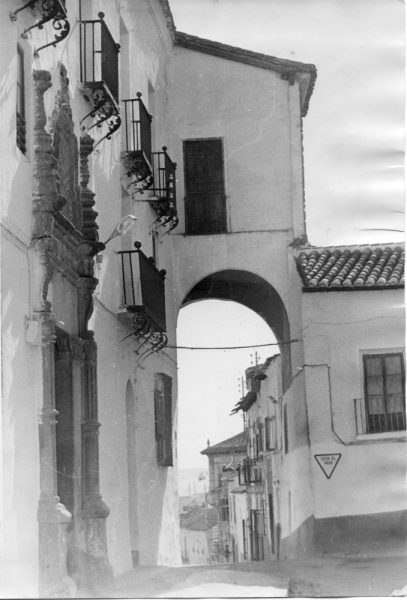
xmin=79 ymin=12 xmax=121 ymax=147
xmin=238 ymin=458 xmax=262 ymax=485
xmin=10 ymin=0 xmax=70 ymax=55
xmin=118 ymin=241 xmax=167 ymax=362
xmin=150 ymin=148 xmax=178 ymax=231
xmin=354 ymin=396 xmax=406 ymax=435
xmin=121 ymin=94 xmax=153 ymax=192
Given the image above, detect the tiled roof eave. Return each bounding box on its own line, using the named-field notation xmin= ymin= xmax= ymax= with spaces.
xmin=302 ymin=284 xmax=404 ymax=293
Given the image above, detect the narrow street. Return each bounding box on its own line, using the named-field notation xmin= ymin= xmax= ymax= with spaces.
xmin=96 ymin=552 xmax=407 ymax=598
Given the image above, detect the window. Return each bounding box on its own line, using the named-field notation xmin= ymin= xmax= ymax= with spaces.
xmin=154 ymin=373 xmax=173 ymax=466
xmin=265 ymin=416 xmax=276 ymax=451
xmin=363 ymin=353 xmax=405 ymax=433
xmin=256 ymin=421 xmax=264 ymax=455
xmin=16 ymin=45 xmax=26 ymax=154
xmin=184 ymin=138 xmax=226 ymax=235
xmin=242 ymin=519 xmax=248 ymax=559
xmin=283 ymin=404 xmax=289 ymax=454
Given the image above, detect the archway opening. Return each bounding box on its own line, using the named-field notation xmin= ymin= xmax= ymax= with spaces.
xmin=177 ymin=270 xmax=292 ymax=566
xmin=177 ymin=299 xmax=278 ymax=474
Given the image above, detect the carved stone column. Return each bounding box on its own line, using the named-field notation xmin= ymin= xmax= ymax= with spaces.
xmin=36 ymin=314 xmax=75 ymax=598
xmin=81 ymin=335 xmax=112 ymax=588
xmin=32 ymin=70 xmax=65 ymax=239
xmin=80 ymin=134 xmax=100 ymax=243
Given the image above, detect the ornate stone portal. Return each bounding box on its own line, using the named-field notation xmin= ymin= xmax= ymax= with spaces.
xmin=31 ymin=65 xmax=111 ymax=596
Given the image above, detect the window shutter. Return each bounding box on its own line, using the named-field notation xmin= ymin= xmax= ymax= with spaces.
xmin=163 ymin=374 xmax=173 ymax=466
xmin=184 ymin=138 xmax=226 ymax=234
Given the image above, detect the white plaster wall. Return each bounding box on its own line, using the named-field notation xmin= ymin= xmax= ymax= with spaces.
xmin=302 ymin=288 xmax=406 ymax=519
xmin=180 ymin=527 xmax=209 ymax=565
xmin=92 ymin=0 xmax=181 ymax=572
xmin=0 ymin=235 xmax=41 ymax=596
xmin=230 ymin=490 xmax=248 ymax=562
xmin=168 ymin=47 xmax=305 ymax=236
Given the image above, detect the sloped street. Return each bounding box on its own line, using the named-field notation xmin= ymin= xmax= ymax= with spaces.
xmin=94 ymin=551 xmax=407 ymax=598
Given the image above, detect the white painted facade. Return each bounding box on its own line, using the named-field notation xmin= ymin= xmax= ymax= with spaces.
xmin=2 ymin=0 xmax=404 ymax=596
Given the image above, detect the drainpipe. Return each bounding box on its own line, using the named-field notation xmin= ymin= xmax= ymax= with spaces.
xmin=301 ymin=363 xmax=348 ymax=445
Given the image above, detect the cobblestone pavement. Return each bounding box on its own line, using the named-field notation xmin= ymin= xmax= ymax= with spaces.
xmin=90 ymin=551 xmax=407 ymax=598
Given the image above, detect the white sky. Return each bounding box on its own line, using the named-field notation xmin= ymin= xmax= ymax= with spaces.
xmin=172 ymin=0 xmax=405 ymax=470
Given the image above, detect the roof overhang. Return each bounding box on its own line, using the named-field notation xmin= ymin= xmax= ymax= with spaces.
xmin=175 ymin=31 xmax=317 ymax=117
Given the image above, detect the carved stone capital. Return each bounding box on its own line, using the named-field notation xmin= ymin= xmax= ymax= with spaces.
xmin=38 ymin=407 xmax=59 ymax=426
xmin=83 ymin=337 xmax=97 ymax=364
xmin=70 ymin=335 xmax=85 ymax=361
xmin=82 ymin=494 xmax=110 ymax=520
xmin=54 ymin=331 xmax=71 ymax=360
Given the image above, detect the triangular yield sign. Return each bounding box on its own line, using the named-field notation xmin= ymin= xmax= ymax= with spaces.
xmin=314 ymin=453 xmax=341 ymax=479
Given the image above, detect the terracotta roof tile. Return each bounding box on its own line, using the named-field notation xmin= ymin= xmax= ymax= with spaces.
xmin=296 ymin=244 xmax=404 ymax=291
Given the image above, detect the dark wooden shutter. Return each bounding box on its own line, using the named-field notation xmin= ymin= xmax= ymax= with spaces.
xmin=184 ymin=138 xmax=226 ymax=234
xmin=163 ymin=374 xmax=173 ymax=466
xmin=283 ymin=404 xmax=289 ymax=454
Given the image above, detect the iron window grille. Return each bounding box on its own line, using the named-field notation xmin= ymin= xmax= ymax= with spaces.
xmin=355 ymin=352 xmax=405 ymax=434
xmin=10 ymin=0 xmax=70 ymax=55
xmin=79 ymin=12 xmax=121 ymax=146
xmin=238 ymin=458 xmax=262 ymax=485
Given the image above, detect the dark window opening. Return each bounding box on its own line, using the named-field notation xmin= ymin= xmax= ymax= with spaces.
xmin=154 ymin=373 xmax=173 ymax=466
xmin=16 ymin=45 xmax=26 ymax=154
xmin=363 ymin=353 xmax=405 ymax=433
xmin=283 ymin=404 xmax=289 ymax=454
xmin=184 ymin=138 xmax=226 ymax=235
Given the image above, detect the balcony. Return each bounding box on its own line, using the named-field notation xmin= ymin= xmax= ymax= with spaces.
xmin=117 ymin=241 xmax=167 ymax=361
xmin=238 ymin=458 xmax=262 ymax=485
xmin=121 ymin=94 xmax=153 ymax=193
xmin=79 ymin=12 xmax=121 ymax=146
xmin=150 ymin=148 xmax=178 ymax=231
xmin=354 ymin=396 xmax=406 ymax=435
xmin=10 ymin=0 xmax=70 ymax=55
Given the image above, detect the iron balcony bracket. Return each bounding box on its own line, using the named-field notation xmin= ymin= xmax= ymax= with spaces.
xmin=10 ymin=0 xmax=70 ymax=55
xmin=130 ymin=310 xmax=168 ymax=365
xmin=121 ymin=151 xmax=153 ymax=194
xmin=80 ymin=85 xmax=121 ymax=148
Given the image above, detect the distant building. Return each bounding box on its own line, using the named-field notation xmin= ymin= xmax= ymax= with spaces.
xmin=232 ymin=253 xmax=405 ymax=559
xmin=201 ymin=433 xmax=246 ymax=562
xmin=180 ymin=507 xmax=218 ymax=565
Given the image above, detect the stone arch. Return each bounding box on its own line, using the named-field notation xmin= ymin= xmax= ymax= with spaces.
xmin=181 ymin=269 xmax=292 ymax=390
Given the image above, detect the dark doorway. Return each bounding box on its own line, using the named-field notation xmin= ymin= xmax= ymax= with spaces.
xmin=184 ymin=138 xmax=226 ymax=235
xmin=54 ymin=330 xmax=74 ymax=515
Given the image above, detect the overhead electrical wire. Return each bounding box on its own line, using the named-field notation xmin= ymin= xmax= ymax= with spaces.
xmin=165 ymin=339 xmax=301 ymax=350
